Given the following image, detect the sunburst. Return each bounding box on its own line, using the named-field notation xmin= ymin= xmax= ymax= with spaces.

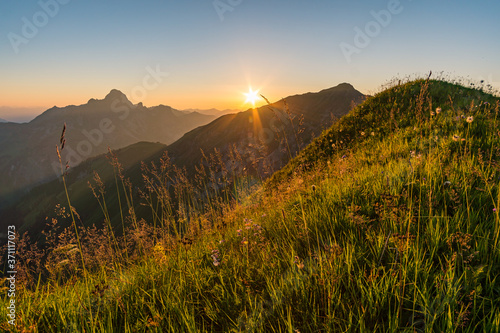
xmin=243 ymin=88 xmax=261 ymax=107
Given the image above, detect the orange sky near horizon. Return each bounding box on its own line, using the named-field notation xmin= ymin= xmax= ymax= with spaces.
xmin=0 ymin=81 xmax=368 ymax=121
xmin=0 ymin=85 xmax=269 ymax=114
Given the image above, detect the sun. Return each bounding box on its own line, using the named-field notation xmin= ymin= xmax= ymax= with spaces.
xmin=243 ymin=87 xmax=261 ymax=107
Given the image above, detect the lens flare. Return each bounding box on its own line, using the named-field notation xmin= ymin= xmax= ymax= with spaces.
xmin=244 ymin=88 xmax=261 ymax=107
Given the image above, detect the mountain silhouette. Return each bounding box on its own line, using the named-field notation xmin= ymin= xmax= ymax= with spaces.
xmin=0 ymin=90 xmax=216 ymax=208
xmin=0 ymin=83 xmax=365 ymax=236
xmin=181 ymin=108 xmax=241 ymax=116
xmin=166 ymin=83 xmax=365 ymax=174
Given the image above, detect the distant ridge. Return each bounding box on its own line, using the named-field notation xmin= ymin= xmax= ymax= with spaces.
xmin=0 ymin=90 xmax=216 ymax=208
xmin=181 ymin=108 xmax=241 ymax=116
xmin=165 ymin=83 xmax=365 ymax=172
xmin=0 ymin=106 xmax=44 ymax=123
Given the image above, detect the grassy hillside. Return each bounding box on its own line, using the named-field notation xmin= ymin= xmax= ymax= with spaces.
xmin=2 ymin=78 xmax=500 ymax=332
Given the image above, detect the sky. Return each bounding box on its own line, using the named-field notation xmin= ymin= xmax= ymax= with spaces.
xmin=0 ymin=0 xmax=499 ymax=122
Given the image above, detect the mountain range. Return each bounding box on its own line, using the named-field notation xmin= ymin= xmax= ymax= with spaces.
xmin=0 ymin=83 xmax=365 ymax=236
xmin=0 ymin=90 xmax=216 ymax=208
xmin=181 ymin=108 xmax=241 ymax=116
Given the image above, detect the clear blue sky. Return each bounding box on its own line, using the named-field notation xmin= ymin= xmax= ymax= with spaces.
xmin=1 ymin=0 xmax=499 ymax=121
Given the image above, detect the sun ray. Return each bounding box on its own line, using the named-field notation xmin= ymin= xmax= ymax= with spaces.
xmin=252 ymin=107 xmax=262 ymax=136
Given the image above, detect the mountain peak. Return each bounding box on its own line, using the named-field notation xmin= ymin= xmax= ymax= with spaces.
xmin=319 ymin=83 xmax=355 ymax=93
xmin=104 ymin=89 xmax=128 ymax=101
xmin=336 ymin=82 xmax=355 ymax=89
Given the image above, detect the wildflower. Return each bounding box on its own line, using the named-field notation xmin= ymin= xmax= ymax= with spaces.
xmin=444 ymin=181 xmax=451 ymax=187
xmin=211 ymin=249 xmax=221 ymax=266
xmin=360 ymin=131 xmax=365 ymax=136
xmin=430 ymin=110 xmax=436 ymax=116
xmin=371 ymin=132 xmax=375 ymax=136
xmin=436 ymin=107 xmax=442 ymax=114
xmin=461 ymin=138 xmax=466 ymax=142
xmin=211 ymin=250 xmax=220 ymax=258
xmin=294 ymin=256 xmax=304 ymax=269
xmin=241 ymin=237 xmax=248 ymax=245
xmin=494 ymin=208 xmax=497 ymax=212
xmin=236 ymin=229 xmax=242 ymax=236
xmin=341 ymin=155 xmax=347 ymax=159
xmin=452 ymin=135 xmax=460 ymax=141
xmin=466 ymin=116 xmax=474 ymax=123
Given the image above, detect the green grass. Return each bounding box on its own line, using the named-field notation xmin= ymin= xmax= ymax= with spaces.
xmin=2 ymin=78 xmax=500 ymax=332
